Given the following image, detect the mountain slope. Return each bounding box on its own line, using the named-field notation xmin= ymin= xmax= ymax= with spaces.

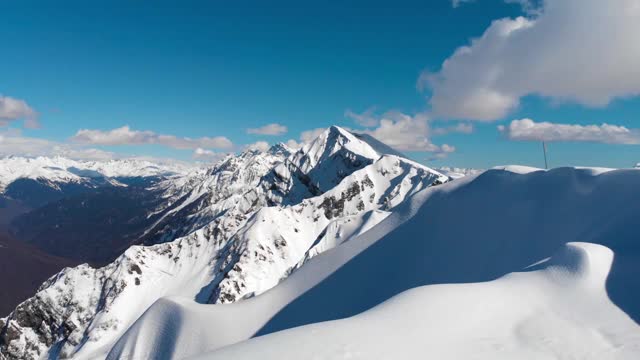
xmin=109 ymin=167 xmax=640 ymax=360
xmin=0 ymin=126 xmax=447 ymax=360
xmin=9 ymin=186 xmax=169 ymax=263
xmin=0 ymin=234 xmax=77 ymax=317
xmin=0 ymin=157 xmax=195 ymax=266
xmin=200 ymin=243 xmax=640 ymax=360
xmin=0 ymin=156 xmax=190 ymax=212
xmin=0 ymin=156 xmax=188 ymax=191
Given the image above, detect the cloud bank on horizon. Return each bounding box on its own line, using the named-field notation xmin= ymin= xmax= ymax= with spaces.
xmin=71 ymin=126 xmax=233 ymax=150
xmin=499 ymin=119 xmax=640 ymax=144
xmin=246 ymin=123 xmax=288 ymax=136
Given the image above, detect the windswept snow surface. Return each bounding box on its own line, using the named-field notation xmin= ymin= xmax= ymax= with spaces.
xmin=200 ymin=243 xmax=640 ymax=360
xmin=111 ymin=167 xmax=640 ymax=360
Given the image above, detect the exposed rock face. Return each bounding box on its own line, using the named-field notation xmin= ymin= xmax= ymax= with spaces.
xmin=0 ymin=127 xmax=448 ymax=359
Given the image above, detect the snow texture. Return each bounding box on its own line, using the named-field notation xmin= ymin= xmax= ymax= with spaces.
xmin=110 ymin=166 xmax=640 ymax=360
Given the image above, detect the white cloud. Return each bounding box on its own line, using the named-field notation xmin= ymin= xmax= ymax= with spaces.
xmin=0 ymin=128 xmax=225 ymax=163
xmin=428 ymin=143 xmax=457 ymax=161
xmin=193 ymin=147 xmax=215 ymax=157
xmin=244 ymin=141 xmax=271 ymax=152
xmin=0 ymin=131 xmax=115 ymax=160
xmin=363 ymin=112 xmax=436 ymax=152
xmin=192 ymin=147 xmax=228 ymax=163
xmin=283 ymin=128 xmax=324 ymax=151
xmin=300 ymin=128 xmax=327 ymax=144
xmin=0 ymin=95 xmax=39 ymax=128
xmin=345 ymin=108 xmax=379 ymax=127
xmin=432 ymin=122 xmax=474 ymax=135
xmin=426 ymin=0 xmax=640 ymax=121
xmin=246 ymin=123 xmax=288 ymax=136
xmin=498 ymin=118 xmax=640 ymax=144
xmin=72 ymin=125 xmax=233 ymax=149
xmin=359 ymin=111 xmax=455 ymax=156
xmin=285 ymin=139 xmax=302 ymax=150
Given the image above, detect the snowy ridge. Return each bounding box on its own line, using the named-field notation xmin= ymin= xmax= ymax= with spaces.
xmin=110 ymin=167 xmax=640 ymax=360
xmin=0 ymin=126 xmax=448 ymax=360
xmin=0 ymin=156 xmax=86 ymax=192
xmin=138 ymin=145 xmax=293 ymax=245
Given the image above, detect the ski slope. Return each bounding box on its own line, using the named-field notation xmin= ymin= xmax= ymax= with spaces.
xmin=109 ymin=166 xmax=640 ymax=360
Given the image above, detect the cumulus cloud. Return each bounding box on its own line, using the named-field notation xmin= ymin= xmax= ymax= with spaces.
xmin=72 ymin=125 xmax=233 ymax=149
xmin=246 ymin=123 xmax=288 ymax=136
xmin=426 ymin=0 xmax=640 ymax=121
xmin=192 ymin=147 xmax=228 ymax=163
xmin=498 ymin=118 xmax=640 ymax=144
xmin=0 ymin=95 xmax=39 ymax=128
xmin=359 ymin=111 xmax=456 ymax=156
xmin=432 ymin=122 xmax=474 ymax=135
xmin=362 ymin=112 xmax=435 ymax=152
xmin=284 ymin=139 xmax=302 ymax=150
xmin=0 ymin=131 xmax=115 ymax=160
xmin=345 ymin=107 xmax=379 ymax=127
xmin=428 ymin=143 xmax=457 ymax=161
xmin=282 ymin=128 xmax=324 ymax=150
xmin=244 ymin=141 xmax=271 ymax=152
xmin=193 ymin=147 xmax=215 ymax=158
xmin=300 ymin=128 xmax=327 ymax=144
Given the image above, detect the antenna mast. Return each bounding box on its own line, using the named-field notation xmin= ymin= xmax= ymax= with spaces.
xmin=542 ymin=141 xmax=548 ymax=169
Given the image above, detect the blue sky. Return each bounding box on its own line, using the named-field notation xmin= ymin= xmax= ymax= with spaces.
xmin=1 ymin=0 xmax=640 ymax=168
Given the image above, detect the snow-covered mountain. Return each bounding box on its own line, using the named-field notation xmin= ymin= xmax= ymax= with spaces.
xmin=435 ymin=166 xmax=483 ymax=179
xmin=110 ymin=166 xmax=640 ymax=360
xmin=0 ymin=156 xmax=192 ymax=209
xmin=0 ymin=126 xmax=448 ymax=359
xmin=0 ymin=156 xmax=199 ymax=264
xmin=0 ymin=156 xmax=189 ymax=191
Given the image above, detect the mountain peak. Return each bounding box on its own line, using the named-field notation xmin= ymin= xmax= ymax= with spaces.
xmin=285 ymin=126 xmax=381 ymax=192
xmin=268 ymin=142 xmax=294 ymax=157
xmin=327 ymin=124 xmax=353 ymax=136
xmin=302 ymin=126 xmax=380 ymax=165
